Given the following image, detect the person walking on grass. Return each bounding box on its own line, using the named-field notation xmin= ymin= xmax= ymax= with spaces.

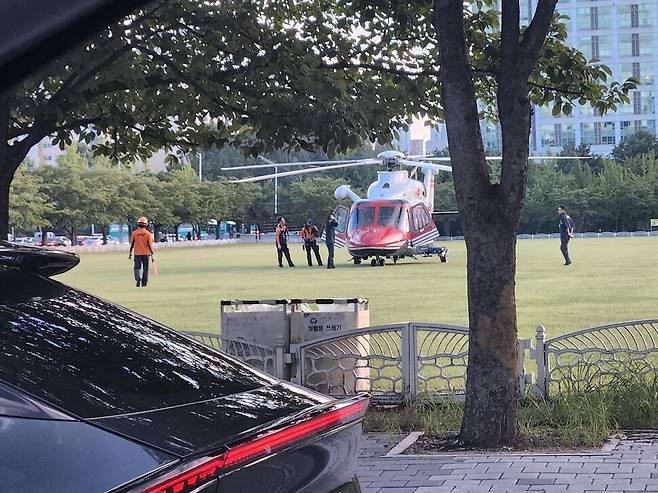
xmin=324 ymin=213 xmax=339 ymax=269
xmin=275 ymin=216 xmax=295 ymax=268
xmin=129 ymin=216 xmax=155 ymax=286
xmin=300 ymin=218 xmax=323 ymax=267
xmin=557 ymin=205 xmax=574 ymax=265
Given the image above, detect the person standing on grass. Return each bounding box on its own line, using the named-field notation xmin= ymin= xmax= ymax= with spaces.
xmin=275 ymin=216 xmax=295 ymax=268
xmin=557 ymin=206 xmax=574 ymax=265
xmin=129 ymin=216 xmax=155 ymax=287
xmin=300 ymin=218 xmax=323 ymax=267
xmin=324 ymin=213 xmax=339 ymax=269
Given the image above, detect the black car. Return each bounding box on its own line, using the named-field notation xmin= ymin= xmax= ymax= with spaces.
xmin=0 ymin=243 xmax=367 ymax=493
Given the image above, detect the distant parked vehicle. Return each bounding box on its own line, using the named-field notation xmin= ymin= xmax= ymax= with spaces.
xmin=56 ymin=236 xmax=72 ymax=247
xmin=81 ymin=237 xmax=105 ymax=247
xmin=13 ymin=237 xmax=33 ymax=245
xmin=33 ymin=231 xmax=56 ymax=245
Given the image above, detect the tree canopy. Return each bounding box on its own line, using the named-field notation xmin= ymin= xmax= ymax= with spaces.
xmin=611 ymin=131 xmax=658 ymax=163
xmin=1 ymin=0 xmax=436 ymax=239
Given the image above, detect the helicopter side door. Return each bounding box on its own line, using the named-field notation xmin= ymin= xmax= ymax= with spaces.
xmin=322 ymin=205 xmax=349 ymax=248
xmin=409 ymin=203 xmax=439 ymax=246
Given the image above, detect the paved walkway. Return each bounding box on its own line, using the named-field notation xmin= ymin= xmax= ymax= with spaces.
xmin=358 ymin=432 xmax=658 ymax=493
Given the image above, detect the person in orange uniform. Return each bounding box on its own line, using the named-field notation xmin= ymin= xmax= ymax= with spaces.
xmin=275 ymin=216 xmax=294 ymax=268
xmin=128 ymin=216 xmax=155 ymax=287
xmin=300 ymin=218 xmax=323 ymax=267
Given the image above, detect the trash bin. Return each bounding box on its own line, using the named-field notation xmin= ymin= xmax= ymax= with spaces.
xmin=220 ymin=299 xmax=370 ymax=392
xmin=290 ymin=299 xmax=370 ymax=395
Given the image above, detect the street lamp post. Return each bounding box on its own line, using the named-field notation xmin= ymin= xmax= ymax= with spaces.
xmin=257 ymin=156 xmax=278 ymax=215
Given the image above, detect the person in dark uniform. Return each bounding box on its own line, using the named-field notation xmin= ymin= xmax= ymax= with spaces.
xmin=300 ymin=218 xmax=323 ymax=267
xmin=324 ymin=213 xmax=339 ymax=269
xmin=557 ymin=206 xmax=574 ymax=265
xmin=275 ymin=216 xmax=295 ymax=268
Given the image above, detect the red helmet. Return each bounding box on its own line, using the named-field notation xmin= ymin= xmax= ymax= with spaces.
xmin=137 ymin=216 xmax=148 ymax=226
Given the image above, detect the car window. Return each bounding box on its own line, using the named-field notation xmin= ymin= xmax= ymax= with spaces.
xmin=0 ymin=279 xmax=270 ymax=418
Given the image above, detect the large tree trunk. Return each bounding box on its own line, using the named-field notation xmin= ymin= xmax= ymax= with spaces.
xmin=434 ymin=0 xmax=557 ymax=446
xmin=0 ymin=94 xmax=14 ymax=241
xmin=0 ymin=175 xmax=10 ymax=240
xmin=0 ymin=91 xmax=44 ymax=240
xmin=460 ymin=219 xmax=520 ymax=445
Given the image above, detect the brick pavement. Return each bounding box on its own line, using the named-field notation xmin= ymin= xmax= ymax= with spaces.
xmin=357 ymin=431 xmax=658 ymax=493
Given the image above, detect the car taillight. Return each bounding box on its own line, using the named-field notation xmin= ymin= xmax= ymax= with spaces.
xmin=140 ymin=398 xmax=369 ymax=493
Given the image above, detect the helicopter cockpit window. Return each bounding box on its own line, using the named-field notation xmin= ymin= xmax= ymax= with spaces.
xmin=349 ymin=207 xmax=375 ymax=230
xmin=377 ymin=206 xmax=404 ymax=227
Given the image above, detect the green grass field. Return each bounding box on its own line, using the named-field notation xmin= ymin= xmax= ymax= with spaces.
xmin=60 ymin=237 xmax=658 ymax=339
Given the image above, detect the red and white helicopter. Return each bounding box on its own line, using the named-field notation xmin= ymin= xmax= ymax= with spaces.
xmin=225 ymin=151 xmax=577 ymax=267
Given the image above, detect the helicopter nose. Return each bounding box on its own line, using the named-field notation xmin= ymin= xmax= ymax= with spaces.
xmin=351 ymin=227 xmax=405 ymax=246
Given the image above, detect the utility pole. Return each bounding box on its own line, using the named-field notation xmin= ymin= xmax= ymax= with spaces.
xmin=198 ymin=152 xmax=203 ymax=181
xmin=257 ymin=156 xmax=278 ymax=215
xmin=274 ymin=165 xmax=278 ymax=214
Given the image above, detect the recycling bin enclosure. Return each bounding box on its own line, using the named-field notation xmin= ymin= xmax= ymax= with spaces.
xmin=220 ymin=299 xmax=370 ymax=392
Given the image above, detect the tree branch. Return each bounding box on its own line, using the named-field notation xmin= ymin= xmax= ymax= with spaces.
xmin=433 ymin=0 xmax=491 ymax=212
xmin=520 ymin=0 xmax=558 ymax=76
xmin=322 ymin=61 xmax=440 ymax=78
xmin=500 ymin=0 xmax=520 ymax=78
xmin=50 ymin=42 xmax=134 ymax=107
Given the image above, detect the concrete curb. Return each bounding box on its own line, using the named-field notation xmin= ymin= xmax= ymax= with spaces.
xmin=382 ymin=431 xmax=622 ymax=458
xmin=385 ymin=431 xmax=424 ymax=457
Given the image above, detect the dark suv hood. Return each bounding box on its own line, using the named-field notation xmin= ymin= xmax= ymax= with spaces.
xmin=90 ymin=382 xmax=333 ymax=457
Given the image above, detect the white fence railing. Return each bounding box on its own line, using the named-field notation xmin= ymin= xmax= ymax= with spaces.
xmin=440 ymin=231 xmax=658 ymax=241
xmin=182 ymin=318 xmax=658 ymax=403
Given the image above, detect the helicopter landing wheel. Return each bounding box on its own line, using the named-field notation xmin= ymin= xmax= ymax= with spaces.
xmin=354 ymin=258 xmax=361 ymax=265
xmin=378 ymin=258 xmax=385 ymax=267
xmin=440 ymin=254 xmax=448 ymax=263
xmin=370 ymin=259 xmax=377 ymax=267
xmin=392 ymin=256 xmax=398 ymax=264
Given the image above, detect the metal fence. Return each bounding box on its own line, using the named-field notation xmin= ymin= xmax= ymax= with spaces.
xmin=182 ymin=318 xmax=658 ymax=403
xmin=442 ymin=231 xmax=658 ymax=241
xmin=536 ymin=319 xmax=658 ymax=396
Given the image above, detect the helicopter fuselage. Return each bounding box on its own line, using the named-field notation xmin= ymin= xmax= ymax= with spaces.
xmin=331 ymin=169 xmax=443 ymax=264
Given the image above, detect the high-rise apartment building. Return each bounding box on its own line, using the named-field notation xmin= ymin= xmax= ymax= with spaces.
xmin=397 ymin=1 xmax=657 ymax=156
xmin=534 ymin=0 xmax=657 ymax=154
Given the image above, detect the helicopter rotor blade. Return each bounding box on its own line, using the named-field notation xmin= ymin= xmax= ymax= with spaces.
xmin=220 ymin=159 xmax=364 ymax=171
xmin=398 ymin=158 xmax=453 ymax=173
xmin=229 ymin=159 xmax=380 ymax=183
xmin=418 ymin=155 xmax=590 ymax=162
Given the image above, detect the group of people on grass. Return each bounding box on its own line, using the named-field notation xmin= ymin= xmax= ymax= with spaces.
xmin=127 ymin=205 xmax=574 ymax=286
xmin=274 ymin=215 xmax=339 ymax=269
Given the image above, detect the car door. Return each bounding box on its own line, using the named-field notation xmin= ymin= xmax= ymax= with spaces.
xmin=409 ymin=203 xmax=439 ymax=246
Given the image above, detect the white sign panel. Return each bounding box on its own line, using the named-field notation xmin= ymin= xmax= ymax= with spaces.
xmin=651 ymin=219 xmax=658 ymax=227
xmin=303 ymin=312 xmax=346 ymax=339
